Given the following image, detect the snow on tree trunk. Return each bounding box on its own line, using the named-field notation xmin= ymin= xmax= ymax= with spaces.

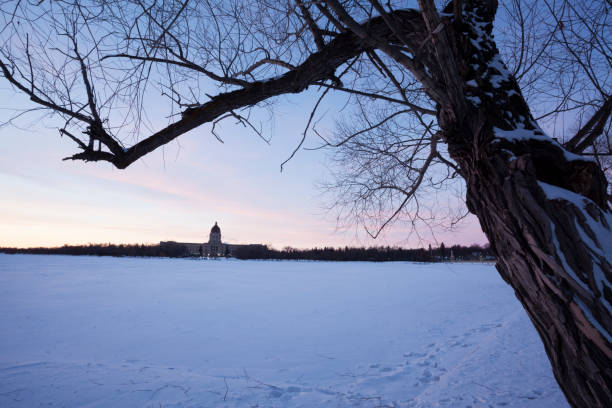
xmin=433 ymin=2 xmax=612 ymax=406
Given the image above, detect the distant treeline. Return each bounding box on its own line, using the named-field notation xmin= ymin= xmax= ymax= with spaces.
xmin=0 ymin=242 xmax=188 ymax=258
xmin=1 ymin=242 xmax=492 ymax=262
xmin=233 ymin=243 xmax=492 ymax=262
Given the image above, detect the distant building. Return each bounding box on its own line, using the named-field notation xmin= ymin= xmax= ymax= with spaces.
xmin=161 ymin=222 xmax=265 ymax=257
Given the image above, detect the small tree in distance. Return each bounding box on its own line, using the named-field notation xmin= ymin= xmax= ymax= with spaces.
xmin=0 ymin=1 xmax=610 ymax=405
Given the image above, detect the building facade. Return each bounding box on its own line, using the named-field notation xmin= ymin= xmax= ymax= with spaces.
xmin=161 ymin=222 xmax=265 ymax=257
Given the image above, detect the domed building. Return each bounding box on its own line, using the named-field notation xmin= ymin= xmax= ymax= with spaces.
xmin=161 ymin=222 xmax=265 ymax=258
xmin=203 ymin=221 xmax=224 ymax=256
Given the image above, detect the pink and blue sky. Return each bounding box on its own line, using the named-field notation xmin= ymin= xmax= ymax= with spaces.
xmin=0 ymin=83 xmax=488 ymax=249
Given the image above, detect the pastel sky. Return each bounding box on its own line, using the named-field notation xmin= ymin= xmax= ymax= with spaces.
xmin=0 ymin=82 xmax=488 ymax=249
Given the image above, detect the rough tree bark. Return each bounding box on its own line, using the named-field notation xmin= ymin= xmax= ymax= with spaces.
xmin=420 ymin=2 xmax=612 ymax=406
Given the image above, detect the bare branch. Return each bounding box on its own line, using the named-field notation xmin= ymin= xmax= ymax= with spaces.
xmin=565 ymin=96 xmax=612 ymax=153
xmin=0 ymin=58 xmax=92 ymax=124
xmin=101 ymin=53 xmax=252 ymax=87
xmin=296 ymin=0 xmax=325 ymax=51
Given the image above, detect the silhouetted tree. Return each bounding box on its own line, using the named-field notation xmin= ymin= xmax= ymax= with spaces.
xmin=1 ymin=1 xmax=610 ymax=405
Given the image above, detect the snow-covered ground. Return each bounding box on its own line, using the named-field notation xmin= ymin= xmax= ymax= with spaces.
xmin=0 ymin=254 xmax=568 ymax=407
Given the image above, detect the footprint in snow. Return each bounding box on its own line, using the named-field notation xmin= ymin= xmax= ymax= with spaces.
xmin=418 ymin=369 xmax=440 ymax=383
xmin=403 ymin=352 xmax=427 ymax=358
xmin=269 ymin=389 xmax=283 ymax=398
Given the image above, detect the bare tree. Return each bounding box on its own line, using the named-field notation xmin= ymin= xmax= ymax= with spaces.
xmin=0 ymin=1 xmax=610 ymax=406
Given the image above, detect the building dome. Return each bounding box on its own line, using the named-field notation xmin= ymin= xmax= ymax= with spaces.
xmin=209 ymin=222 xmax=222 ymax=245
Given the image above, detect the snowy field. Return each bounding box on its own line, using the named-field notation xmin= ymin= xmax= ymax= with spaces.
xmin=0 ymin=254 xmax=568 ymax=408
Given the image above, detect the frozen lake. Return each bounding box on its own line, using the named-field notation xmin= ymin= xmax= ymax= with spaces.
xmin=0 ymin=254 xmax=568 ymax=407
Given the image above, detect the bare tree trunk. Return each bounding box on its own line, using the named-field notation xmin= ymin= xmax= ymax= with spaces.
xmin=435 ymin=2 xmax=612 ymax=406
xmin=461 ymin=131 xmax=612 ymax=408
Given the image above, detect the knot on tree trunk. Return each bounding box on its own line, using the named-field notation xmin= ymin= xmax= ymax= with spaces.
xmin=494 ymin=139 xmax=609 ymax=209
